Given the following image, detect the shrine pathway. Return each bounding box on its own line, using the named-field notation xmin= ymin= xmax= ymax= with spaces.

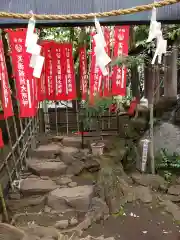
xmin=83 ymin=202 xmax=180 ymax=240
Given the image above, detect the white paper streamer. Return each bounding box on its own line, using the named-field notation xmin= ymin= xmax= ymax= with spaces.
xmin=147 ymin=7 xmax=167 ymax=64
xmin=93 ymin=18 xmax=111 ymax=76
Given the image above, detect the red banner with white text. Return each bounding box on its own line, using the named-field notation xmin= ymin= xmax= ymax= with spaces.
xmin=89 ymin=33 xmax=102 ymax=104
xmin=0 ymin=39 xmax=14 ymax=118
xmin=79 ymin=46 xmax=88 ymax=100
xmin=44 ymin=42 xmax=55 ymax=100
xmin=63 ymin=43 xmax=76 ymax=100
xmin=112 ymin=26 xmax=129 ymax=96
xmin=37 ymin=41 xmax=47 ymax=101
xmin=103 ymin=27 xmax=111 ymax=97
xmin=8 ymin=29 xmax=36 ymax=118
xmin=51 ymin=42 xmax=66 ymax=100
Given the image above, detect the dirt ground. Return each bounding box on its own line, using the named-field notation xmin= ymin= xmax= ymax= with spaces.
xmin=83 ymin=203 xmax=180 ymax=240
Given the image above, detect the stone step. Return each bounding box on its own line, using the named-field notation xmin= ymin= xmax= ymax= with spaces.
xmin=20 ymin=177 xmax=58 ymax=196
xmin=62 ymin=136 xmax=82 ymax=148
xmin=47 ymin=185 xmax=94 ymax=212
xmin=30 ymin=143 xmax=63 ymax=158
xmin=7 ymin=195 xmax=46 ymax=214
xmin=59 ymin=146 xmax=79 ymax=164
xmin=26 ymin=158 xmax=67 ymax=177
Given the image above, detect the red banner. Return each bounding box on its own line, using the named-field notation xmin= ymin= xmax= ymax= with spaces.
xmin=103 ymin=27 xmax=111 ymax=97
xmin=112 ymin=26 xmax=129 ymax=96
xmin=44 ymin=42 xmax=55 ymax=100
xmin=79 ymin=46 xmax=88 ymax=100
xmin=51 ymin=42 xmax=66 ymax=100
xmin=8 ymin=30 xmax=36 ymax=118
xmin=63 ymin=43 xmax=76 ymax=100
xmin=0 ymin=39 xmax=14 ymax=118
xmin=0 ymin=129 xmax=4 ymax=148
xmin=37 ymin=41 xmax=47 ymax=101
xmin=89 ymin=34 xmax=102 ymax=104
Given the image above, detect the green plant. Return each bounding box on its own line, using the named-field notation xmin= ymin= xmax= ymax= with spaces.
xmin=156 ymin=148 xmax=180 ymax=169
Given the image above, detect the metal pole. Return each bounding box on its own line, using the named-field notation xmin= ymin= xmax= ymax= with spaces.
xmin=55 ymin=101 xmax=58 ymax=135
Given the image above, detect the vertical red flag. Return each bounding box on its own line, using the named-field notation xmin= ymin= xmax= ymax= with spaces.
xmin=112 ymin=26 xmax=129 ymax=96
xmin=37 ymin=41 xmax=47 ymax=101
xmin=0 ymin=39 xmax=14 ymax=118
xmin=51 ymin=42 xmax=66 ymax=100
xmin=44 ymin=41 xmax=55 ymax=100
xmin=89 ymin=33 xmax=102 ymax=104
xmin=79 ymin=46 xmax=88 ymax=100
xmin=103 ymin=27 xmax=111 ymax=97
xmin=8 ymin=29 xmax=35 ymax=118
xmin=63 ymin=43 xmax=76 ymax=100
xmin=0 ymin=129 xmax=4 ymax=148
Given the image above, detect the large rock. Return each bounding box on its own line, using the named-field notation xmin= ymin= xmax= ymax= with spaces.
xmin=168 ymin=185 xmax=180 ymax=195
xmin=26 ymin=158 xmax=67 ymax=177
xmin=32 ymin=143 xmax=62 ymax=158
xmin=22 ymin=225 xmax=60 ymax=239
xmin=20 ymin=178 xmax=57 ymax=196
xmin=47 ymin=185 xmax=94 ymax=212
xmin=62 ymin=136 xmax=81 ymax=148
xmin=160 ymin=199 xmax=180 ymax=221
xmin=66 ymin=160 xmax=85 ymax=175
xmin=131 ymin=173 xmax=167 ymax=190
xmin=138 ymin=122 xmax=180 ymax=170
xmin=60 ymin=147 xmax=79 ymax=164
xmin=134 ymin=186 xmax=153 ymax=203
xmin=0 ymin=223 xmax=27 ymax=240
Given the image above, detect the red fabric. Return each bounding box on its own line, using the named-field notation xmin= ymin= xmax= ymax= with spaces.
xmin=103 ymin=27 xmax=111 ymax=97
xmin=127 ymin=98 xmax=138 ymax=116
xmin=79 ymin=46 xmax=88 ymax=100
xmin=0 ymin=128 xmax=4 ymax=148
xmin=44 ymin=41 xmax=55 ymax=100
xmin=63 ymin=43 xmax=77 ymax=100
xmin=112 ymin=26 xmax=129 ymax=96
xmin=109 ymin=103 xmax=117 ymax=113
xmin=38 ymin=41 xmax=47 ymax=101
xmin=51 ymin=42 xmax=67 ymax=100
xmin=89 ymin=32 xmax=103 ymax=104
xmin=0 ymin=39 xmax=14 ymax=118
xmin=8 ymin=29 xmax=36 ymax=118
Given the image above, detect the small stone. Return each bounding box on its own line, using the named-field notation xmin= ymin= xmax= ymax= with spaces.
xmin=51 ymin=210 xmax=58 ymax=215
xmin=69 ymin=217 xmax=78 ymax=226
xmin=9 ymin=192 xmax=21 ymax=200
xmin=54 ymin=220 xmax=69 ymax=229
xmin=68 ymin=182 xmax=77 ymax=188
xmin=44 ymin=206 xmax=51 ymax=213
xmin=57 ymin=177 xmax=72 ymax=185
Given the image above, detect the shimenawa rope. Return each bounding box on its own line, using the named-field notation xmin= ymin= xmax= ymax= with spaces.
xmin=0 ymin=0 xmax=178 ymax=20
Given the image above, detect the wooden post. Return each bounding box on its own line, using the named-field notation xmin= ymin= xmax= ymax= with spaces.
xmin=149 ymin=66 xmax=155 ymax=174
xmin=164 ymin=43 xmax=178 ymax=98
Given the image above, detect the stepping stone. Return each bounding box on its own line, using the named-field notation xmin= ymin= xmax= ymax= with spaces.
xmin=60 ymin=146 xmax=79 ymax=164
xmin=62 ymin=136 xmax=81 ymax=148
xmin=32 ymin=143 xmax=62 ymax=158
xmin=47 ymin=185 xmax=94 ymax=212
xmin=26 ymin=158 xmax=67 ymax=177
xmin=20 ymin=178 xmax=57 ymax=196
xmin=168 ymin=185 xmax=180 ymax=195
xmin=0 ymin=223 xmax=27 ymax=240
xmin=7 ymin=195 xmax=45 ymax=214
